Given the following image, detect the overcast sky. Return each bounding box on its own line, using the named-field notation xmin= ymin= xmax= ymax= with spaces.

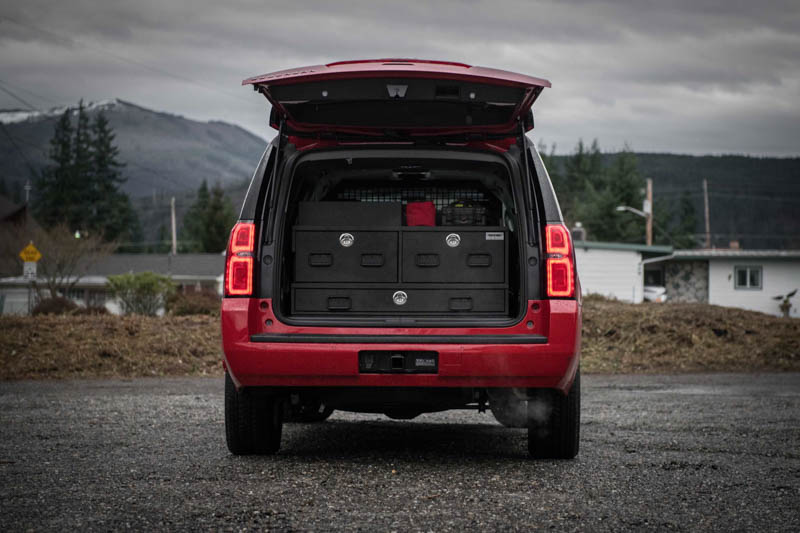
xmin=1 ymin=0 xmax=798 ymax=156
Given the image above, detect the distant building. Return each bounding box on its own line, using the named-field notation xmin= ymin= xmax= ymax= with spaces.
xmin=0 ymin=253 xmax=224 ymax=315
xmin=573 ymin=241 xmax=673 ymax=303
xmin=645 ymin=249 xmax=800 ymax=317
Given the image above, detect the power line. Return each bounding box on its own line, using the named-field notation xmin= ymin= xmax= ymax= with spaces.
xmin=0 ymin=79 xmax=61 ymax=106
xmin=0 ymin=83 xmax=37 ymax=110
xmin=656 ymin=190 xmax=800 ymax=202
xmin=0 ymin=123 xmax=38 ymax=175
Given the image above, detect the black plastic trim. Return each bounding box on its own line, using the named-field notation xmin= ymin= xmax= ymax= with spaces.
xmin=526 ymin=140 xmax=564 ymax=223
xmin=250 ymin=333 xmax=547 ymax=344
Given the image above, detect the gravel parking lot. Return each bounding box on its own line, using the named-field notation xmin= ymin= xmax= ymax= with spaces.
xmin=1 ymin=373 xmax=798 ymax=531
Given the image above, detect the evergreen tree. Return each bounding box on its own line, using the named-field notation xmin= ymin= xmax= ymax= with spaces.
xmin=90 ymin=110 xmax=140 ymax=243
xmin=32 ymin=101 xmax=140 ymax=247
xmin=205 ymin=183 xmax=236 ymax=252
xmin=0 ymin=178 xmax=7 ymax=197
xmin=151 ymin=223 xmax=171 ymax=253
xmin=71 ymin=100 xmax=93 ymax=231
xmin=559 ymin=139 xmax=604 ymax=225
xmin=652 ymin=201 xmax=672 ymax=246
xmin=33 ymin=109 xmax=74 ymax=226
xmin=672 ymin=192 xmax=698 ymax=248
xmin=182 ymin=180 xmax=210 ymax=252
xmin=573 ymin=148 xmax=645 ymax=243
xmin=181 ymin=180 xmax=235 ymax=252
xmin=537 ymin=140 xmax=560 ymax=186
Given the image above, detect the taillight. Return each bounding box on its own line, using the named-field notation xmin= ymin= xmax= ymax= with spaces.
xmin=225 ymin=222 xmax=255 ymax=296
xmin=545 ymin=224 xmax=575 ymax=298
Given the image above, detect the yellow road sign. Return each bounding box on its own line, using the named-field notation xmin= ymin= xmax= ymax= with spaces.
xmin=19 ymin=242 xmax=42 ymax=262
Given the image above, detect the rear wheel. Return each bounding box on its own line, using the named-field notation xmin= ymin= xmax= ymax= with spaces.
xmin=225 ymin=372 xmax=283 ymax=455
xmin=527 ymin=369 xmax=580 ymax=459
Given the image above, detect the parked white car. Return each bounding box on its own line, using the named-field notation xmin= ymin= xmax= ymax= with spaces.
xmin=644 ymin=286 xmax=668 ymax=303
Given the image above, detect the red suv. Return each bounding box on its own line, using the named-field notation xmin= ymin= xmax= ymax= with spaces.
xmin=222 ymin=59 xmax=581 ymax=458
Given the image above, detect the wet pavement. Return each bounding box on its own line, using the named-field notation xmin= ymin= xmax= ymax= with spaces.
xmin=1 ymin=373 xmax=798 ymax=531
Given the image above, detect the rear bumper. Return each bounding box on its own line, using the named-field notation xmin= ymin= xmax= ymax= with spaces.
xmin=221 ymin=299 xmax=581 ymax=393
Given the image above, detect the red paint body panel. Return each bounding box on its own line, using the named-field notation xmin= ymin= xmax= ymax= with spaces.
xmin=221 ymin=299 xmax=581 ymax=394
xmin=242 ymin=59 xmax=551 ymax=90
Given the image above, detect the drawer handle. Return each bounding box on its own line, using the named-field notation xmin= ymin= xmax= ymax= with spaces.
xmin=327 ymin=297 xmax=351 ymax=310
xmin=449 ymin=297 xmax=473 ymax=311
xmin=308 ymin=253 xmax=332 ymax=267
xmin=467 ymin=253 xmax=492 ymax=267
xmin=361 ymin=253 xmax=385 ymax=267
xmin=415 ymin=253 xmax=440 ymax=267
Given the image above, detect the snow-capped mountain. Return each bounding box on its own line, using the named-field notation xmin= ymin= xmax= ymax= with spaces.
xmin=0 ymin=98 xmax=266 ymax=198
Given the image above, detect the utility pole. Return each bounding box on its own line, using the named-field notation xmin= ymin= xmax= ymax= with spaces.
xmin=703 ymin=179 xmax=711 ymax=248
xmin=645 ymin=178 xmax=653 ymax=246
xmin=24 ymin=180 xmax=31 ymax=204
xmin=170 ymin=196 xmax=177 ymax=255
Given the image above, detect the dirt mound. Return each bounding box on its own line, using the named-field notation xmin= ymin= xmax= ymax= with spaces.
xmin=581 ymin=297 xmax=800 ymax=373
xmin=0 ymin=314 xmax=221 ymax=380
xmin=0 ymin=300 xmax=798 ymax=380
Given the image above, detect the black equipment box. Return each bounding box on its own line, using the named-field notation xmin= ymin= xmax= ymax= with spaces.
xmin=291 ymin=202 xmax=508 ymax=316
xmin=440 ymin=205 xmax=487 ymax=225
xmin=298 ymin=201 xmax=402 ymax=227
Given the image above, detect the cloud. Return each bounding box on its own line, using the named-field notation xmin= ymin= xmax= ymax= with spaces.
xmin=1 ymin=0 xmax=798 ymax=155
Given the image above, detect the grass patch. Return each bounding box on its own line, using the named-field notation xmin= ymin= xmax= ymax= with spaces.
xmin=1 ymin=300 xmax=798 ymax=380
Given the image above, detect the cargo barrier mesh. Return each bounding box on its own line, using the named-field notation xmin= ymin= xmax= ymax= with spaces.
xmin=332 ymin=182 xmax=495 ymax=210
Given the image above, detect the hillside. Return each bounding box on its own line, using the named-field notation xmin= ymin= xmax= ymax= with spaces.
xmin=0 ymin=99 xmax=267 ymax=199
xmin=1 ymin=99 xmax=267 ymax=246
xmin=547 ymin=152 xmax=800 ymax=249
xmin=2 ymin=101 xmax=797 ymax=250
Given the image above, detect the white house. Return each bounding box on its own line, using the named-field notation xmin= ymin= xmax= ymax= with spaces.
xmin=0 ymin=253 xmax=224 ymax=315
xmin=646 ymin=249 xmax=800 ymax=317
xmin=573 ymin=241 xmax=673 ymax=303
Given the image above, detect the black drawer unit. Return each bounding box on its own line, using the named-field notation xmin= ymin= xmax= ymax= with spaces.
xmin=292 ymin=286 xmax=507 ymax=314
xmin=402 ymin=228 xmax=505 ymax=283
xmin=294 ymin=229 xmax=398 ymax=283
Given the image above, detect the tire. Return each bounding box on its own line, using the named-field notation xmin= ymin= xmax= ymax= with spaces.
xmin=527 ymin=369 xmax=580 ymax=459
xmin=225 ymin=372 xmax=283 ymax=455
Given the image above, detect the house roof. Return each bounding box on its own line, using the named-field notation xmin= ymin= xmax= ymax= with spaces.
xmin=662 ymin=249 xmax=800 ymax=261
xmin=88 ymin=253 xmax=224 ymax=278
xmin=573 ymin=240 xmax=673 ymax=254
xmin=0 ymin=253 xmax=225 ymax=287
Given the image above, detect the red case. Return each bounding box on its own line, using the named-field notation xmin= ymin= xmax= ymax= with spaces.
xmin=406 ymin=201 xmax=436 ymax=226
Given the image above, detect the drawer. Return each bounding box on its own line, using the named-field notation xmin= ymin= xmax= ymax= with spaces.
xmin=294 ymin=230 xmax=398 ymax=283
xmin=292 ymin=287 xmax=507 ymax=314
xmin=402 ymin=229 xmax=505 ymax=283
